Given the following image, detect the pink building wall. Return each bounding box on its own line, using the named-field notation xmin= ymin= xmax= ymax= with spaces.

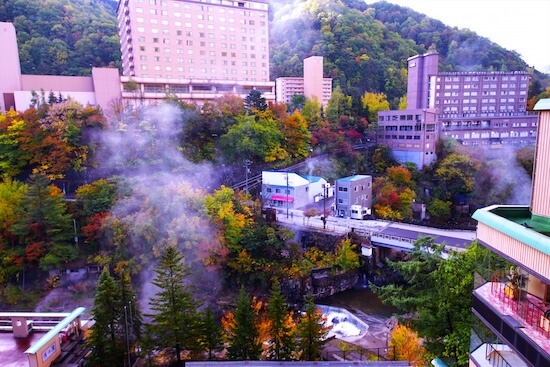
xmin=303 ymin=56 xmax=324 ymax=104
xmin=92 ymin=68 xmax=123 ymax=111
xmin=0 ymin=22 xmax=22 ymax=111
xmin=118 ymin=0 xmax=270 ymax=82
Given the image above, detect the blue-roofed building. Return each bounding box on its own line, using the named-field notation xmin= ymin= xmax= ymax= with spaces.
xmin=334 ymin=175 xmax=372 ymax=219
xmin=470 ymin=100 xmax=550 ymax=367
xmin=261 ymin=170 xmax=330 ymax=209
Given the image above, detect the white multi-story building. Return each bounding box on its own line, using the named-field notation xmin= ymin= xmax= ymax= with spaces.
xmin=116 ymin=0 xmax=275 ymax=106
xmin=276 ymin=56 xmax=332 ymax=107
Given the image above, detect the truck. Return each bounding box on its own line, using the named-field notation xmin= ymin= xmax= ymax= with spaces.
xmin=350 ymin=205 xmax=370 ymax=220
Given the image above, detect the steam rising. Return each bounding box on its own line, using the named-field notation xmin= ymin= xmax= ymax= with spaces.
xmin=474 ymin=145 xmax=532 ymax=205
xmin=98 ymin=103 xmax=221 ymax=311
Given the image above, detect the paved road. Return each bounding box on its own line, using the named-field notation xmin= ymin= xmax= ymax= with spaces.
xmin=275 ymin=208 xmax=476 ymax=251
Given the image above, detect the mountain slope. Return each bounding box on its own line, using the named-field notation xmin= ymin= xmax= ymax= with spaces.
xmin=1 ymin=0 xmax=547 ymax=101
xmin=0 ymin=0 xmax=120 ymax=76
xmin=269 ymin=0 xmax=543 ymax=103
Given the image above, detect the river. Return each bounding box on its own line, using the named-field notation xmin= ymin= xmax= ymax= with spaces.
xmin=318 ymin=286 xmax=403 ymax=349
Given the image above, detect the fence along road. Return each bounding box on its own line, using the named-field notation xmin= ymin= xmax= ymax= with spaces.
xmin=275 ymin=208 xmax=476 ymax=256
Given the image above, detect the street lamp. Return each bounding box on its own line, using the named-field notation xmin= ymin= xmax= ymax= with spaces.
xmin=322 ymin=184 xmax=328 ymax=229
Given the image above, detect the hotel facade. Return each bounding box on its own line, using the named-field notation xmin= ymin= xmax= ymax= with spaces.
xmin=470 ymin=99 xmax=550 ymax=367
xmin=378 ymin=52 xmax=537 ymax=168
xmin=1 ymin=0 xmax=277 ymax=114
xmin=117 ymin=0 xmax=275 ymax=107
xmin=275 ymin=56 xmax=333 ymax=107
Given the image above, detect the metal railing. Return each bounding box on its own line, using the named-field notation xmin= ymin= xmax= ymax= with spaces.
xmin=490 ymin=276 xmax=550 ymax=339
xmin=485 ymin=343 xmax=513 ymax=367
xmin=324 ymin=345 xmax=396 ymax=362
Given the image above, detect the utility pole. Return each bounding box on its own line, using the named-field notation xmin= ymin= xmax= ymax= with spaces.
xmin=244 ymin=159 xmax=252 ymax=194
xmin=322 ymin=184 xmax=328 ymax=229
xmin=286 ymin=170 xmax=289 ymax=219
xmin=73 ymin=219 xmax=78 ymax=245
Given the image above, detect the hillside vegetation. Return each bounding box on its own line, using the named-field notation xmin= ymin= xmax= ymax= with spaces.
xmin=269 ymin=0 xmax=549 ymax=105
xmin=0 ymin=0 xmax=120 ymax=76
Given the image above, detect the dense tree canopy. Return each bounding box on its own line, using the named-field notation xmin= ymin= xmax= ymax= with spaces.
xmin=371 ymin=237 xmax=505 ymax=367
xmin=0 ymin=0 xmax=120 ymax=76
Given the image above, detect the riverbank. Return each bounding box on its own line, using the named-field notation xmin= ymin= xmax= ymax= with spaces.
xmin=323 ymin=315 xmax=396 ymax=361
xmin=319 ymin=287 xmax=400 ymax=361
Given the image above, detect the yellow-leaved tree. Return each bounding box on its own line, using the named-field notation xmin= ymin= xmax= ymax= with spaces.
xmin=388 ymin=324 xmax=428 ymax=367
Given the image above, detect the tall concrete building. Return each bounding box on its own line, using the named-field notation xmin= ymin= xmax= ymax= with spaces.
xmin=377 ymin=108 xmax=439 ymax=168
xmin=406 ymin=51 xmax=439 ymax=110
xmin=378 ymin=52 xmax=537 ymax=168
xmin=116 ymin=0 xmax=275 ymax=106
xmin=275 ymin=56 xmax=332 ymax=107
xmin=470 ymin=99 xmax=550 ymax=367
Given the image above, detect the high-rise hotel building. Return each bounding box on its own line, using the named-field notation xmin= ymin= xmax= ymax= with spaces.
xmin=116 ymin=0 xmax=275 ymax=106
xmin=275 ymin=56 xmax=333 ymax=107
xmin=378 ymin=51 xmax=537 ymax=168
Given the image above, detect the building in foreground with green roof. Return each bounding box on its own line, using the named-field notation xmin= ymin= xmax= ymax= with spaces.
xmin=470 ymin=99 xmax=550 ymax=367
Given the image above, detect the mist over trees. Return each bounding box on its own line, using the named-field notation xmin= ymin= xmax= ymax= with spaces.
xmin=268 ymin=0 xmax=549 ymax=107
xmin=0 ymin=0 xmax=546 ymax=364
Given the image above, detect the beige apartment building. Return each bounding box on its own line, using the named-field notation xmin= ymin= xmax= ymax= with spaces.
xmin=117 ymin=0 xmax=275 ymax=106
xmin=275 ymin=56 xmax=333 ymax=107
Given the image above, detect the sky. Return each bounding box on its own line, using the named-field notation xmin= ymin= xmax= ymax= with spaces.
xmin=372 ymin=0 xmax=550 ymax=72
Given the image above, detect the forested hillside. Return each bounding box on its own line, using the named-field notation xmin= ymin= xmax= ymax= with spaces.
xmin=0 ymin=0 xmax=120 ymax=76
xmin=0 ymin=0 xmax=548 ymax=102
xmin=269 ymin=0 xmax=549 ymax=105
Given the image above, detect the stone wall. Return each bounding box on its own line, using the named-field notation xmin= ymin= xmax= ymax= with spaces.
xmin=284 ymin=269 xmax=358 ymax=302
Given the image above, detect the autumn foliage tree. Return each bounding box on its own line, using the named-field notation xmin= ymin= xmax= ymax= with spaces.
xmin=361 ymin=91 xmax=390 ymax=123
xmin=278 ymin=110 xmax=312 ymax=160
xmin=12 ymin=173 xmax=76 ymax=270
xmin=373 ymin=166 xmax=416 ymax=220
xmin=223 ymin=287 xmax=262 ymax=360
xmin=388 ymin=324 xmax=428 ymax=367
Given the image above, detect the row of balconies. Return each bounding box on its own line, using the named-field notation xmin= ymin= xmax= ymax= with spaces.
xmin=472 ymin=275 xmax=550 ymax=367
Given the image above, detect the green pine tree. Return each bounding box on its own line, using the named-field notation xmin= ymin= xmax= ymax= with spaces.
xmin=370 ymin=237 xmax=496 ymax=366
xmin=227 ymin=286 xmax=262 ymax=360
xmin=88 ymin=267 xmax=124 ymax=366
xmin=147 ymin=246 xmax=202 ymax=366
xmin=296 ymin=294 xmax=330 ymax=361
xmin=199 ymin=307 xmax=224 ymax=360
xmin=266 ymin=280 xmax=296 ymax=360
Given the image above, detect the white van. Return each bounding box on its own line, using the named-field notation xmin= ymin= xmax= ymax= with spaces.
xmin=350 ymin=205 xmax=370 ymax=220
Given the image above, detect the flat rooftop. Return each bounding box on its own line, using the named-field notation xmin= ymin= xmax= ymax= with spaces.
xmin=0 ymin=331 xmax=45 ymax=367
xmin=472 ymin=205 xmax=550 ymax=257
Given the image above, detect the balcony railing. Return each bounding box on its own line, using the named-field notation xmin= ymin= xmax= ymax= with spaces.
xmin=485 ymin=343 xmax=514 ymax=367
xmin=490 ymin=276 xmax=550 ymax=340
xmin=472 ymin=282 xmax=550 ymax=367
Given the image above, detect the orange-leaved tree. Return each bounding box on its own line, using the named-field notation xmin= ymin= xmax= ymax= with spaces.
xmin=388 ymin=324 xmax=428 ymax=367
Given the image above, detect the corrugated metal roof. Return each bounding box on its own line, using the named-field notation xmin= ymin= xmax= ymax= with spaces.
xmin=534 ymin=98 xmax=550 ymax=111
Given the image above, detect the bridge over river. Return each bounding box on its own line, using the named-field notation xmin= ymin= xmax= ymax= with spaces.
xmin=275 ymin=208 xmax=476 ymax=255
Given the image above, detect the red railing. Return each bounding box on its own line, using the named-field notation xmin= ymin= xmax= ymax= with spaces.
xmin=490 ymin=277 xmax=550 ymax=339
